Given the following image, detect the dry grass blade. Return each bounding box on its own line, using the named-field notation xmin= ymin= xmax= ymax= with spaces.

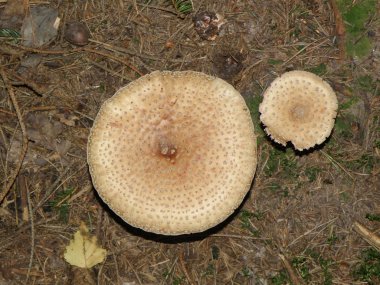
xmin=320 ymin=150 xmax=354 ymax=179
xmin=353 ymin=221 xmax=380 ymax=251
xmin=0 ymin=68 xmax=29 ymax=204
xmin=25 ymin=180 xmax=35 ymax=284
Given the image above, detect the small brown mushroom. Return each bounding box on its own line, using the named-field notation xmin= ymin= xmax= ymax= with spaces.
xmin=64 ymin=22 xmax=90 ymax=46
xmin=87 ymin=71 xmax=257 ymax=235
xmin=259 ymin=70 xmax=338 ymax=151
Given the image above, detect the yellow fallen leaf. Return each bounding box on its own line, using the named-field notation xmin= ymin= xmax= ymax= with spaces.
xmin=64 ymin=222 xmax=106 ymax=268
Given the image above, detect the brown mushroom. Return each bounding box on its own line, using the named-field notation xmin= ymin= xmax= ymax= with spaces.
xmin=87 ymin=71 xmax=257 ymax=235
xmin=64 ymin=22 xmax=90 ymax=46
xmin=259 ymin=70 xmax=338 ymax=151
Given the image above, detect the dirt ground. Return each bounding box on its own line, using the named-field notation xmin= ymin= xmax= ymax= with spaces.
xmin=0 ymin=0 xmax=379 ymax=284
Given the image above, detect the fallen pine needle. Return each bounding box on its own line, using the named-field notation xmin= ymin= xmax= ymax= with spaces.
xmin=321 ymin=150 xmax=354 ymax=180
xmin=179 ymin=252 xmax=195 ymax=285
xmin=0 ymin=69 xmax=29 ymax=204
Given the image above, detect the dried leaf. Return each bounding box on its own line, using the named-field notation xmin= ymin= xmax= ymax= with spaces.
xmin=21 ymin=6 xmax=60 ymax=47
xmin=64 ymin=223 xmax=106 ymax=268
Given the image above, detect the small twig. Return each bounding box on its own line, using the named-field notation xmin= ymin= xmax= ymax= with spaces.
xmin=353 ymin=221 xmax=380 ymax=251
xmin=112 ymin=253 xmax=121 ymax=285
xmin=329 ymin=0 xmax=346 ymax=60
xmin=279 ymin=253 xmax=305 ymax=285
xmin=86 ymin=58 xmax=134 ymax=82
xmin=8 ymin=70 xmax=47 ymax=96
xmin=25 ymin=179 xmax=35 ymax=284
xmin=95 ymin=205 xmax=104 ymax=240
xmin=125 ymin=257 xmax=143 ymax=285
xmin=179 ymin=252 xmax=195 ymax=285
xmin=210 ymin=233 xmax=270 ymax=240
xmin=0 ymin=107 xmax=16 ymax=116
xmin=240 ymin=59 xmax=264 ymax=81
xmin=18 ymin=174 xmax=29 ymax=222
xmin=0 ymin=68 xmax=29 ymax=204
xmin=282 ymin=39 xmax=329 ymax=66
xmin=82 ymin=47 xmax=144 ymax=77
xmin=7 ymin=42 xmax=144 ymax=76
xmin=32 ymin=161 xmax=79 ymax=214
xmin=161 ymin=257 xmax=178 ymax=285
xmin=5 ymin=42 xmax=82 ymax=54
xmin=88 ymin=39 xmax=199 ymax=63
xmin=57 ymin=183 xmax=92 ymax=206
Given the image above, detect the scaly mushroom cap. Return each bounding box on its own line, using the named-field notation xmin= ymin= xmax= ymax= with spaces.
xmin=88 ymin=71 xmax=257 ymax=235
xmin=259 ymin=70 xmax=338 ymax=151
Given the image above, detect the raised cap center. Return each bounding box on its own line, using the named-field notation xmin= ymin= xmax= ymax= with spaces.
xmin=290 ymin=104 xmax=309 ymax=121
xmin=156 ymin=135 xmax=178 ymax=161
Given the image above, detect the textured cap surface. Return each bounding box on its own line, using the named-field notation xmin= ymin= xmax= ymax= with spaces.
xmin=87 ymin=71 xmax=257 ymax=235
xmin=259 ymin=70 xmax=338 ymax=150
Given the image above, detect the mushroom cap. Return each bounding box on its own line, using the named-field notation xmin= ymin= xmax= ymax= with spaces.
xmin=87 ymin=71 xmax=257 ymax=235
xmin=259 ymin=70 xmax=338 ymax=151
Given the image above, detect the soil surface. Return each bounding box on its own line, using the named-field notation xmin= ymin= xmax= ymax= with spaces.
xmin=0 ymin=0 xmax=379 ymax=284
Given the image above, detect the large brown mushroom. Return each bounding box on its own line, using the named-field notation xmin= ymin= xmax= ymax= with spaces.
xmin=87 ymin=71 xmax=257 ymax=235
xmin=259 ymin=70 xmax=338 ymax=151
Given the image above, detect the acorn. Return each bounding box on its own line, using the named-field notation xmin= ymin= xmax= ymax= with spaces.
xmin=64 ymin=22 xmax=90 ymax=46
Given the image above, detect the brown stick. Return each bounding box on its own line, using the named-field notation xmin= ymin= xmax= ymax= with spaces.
xmin=353 ymin=221 xmax=380 ymax=251
xmin=279 ymin=253 xmax=305 ymax=285
xmin=17 ymin=174 xmax=29 ymax=222
xmin=329 ymin=0 xmax=346 ymax=60
xmin=7 ymin=70 xmax=47 ymax=96
xmin=0 ymin=69 xmax=29 ymax=204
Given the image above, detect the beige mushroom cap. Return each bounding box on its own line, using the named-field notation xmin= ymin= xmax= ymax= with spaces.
xmin=259 ymin=70 xmax=338 ymax=151
xmin=87 ymin=71 xmax=257 ymax=235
